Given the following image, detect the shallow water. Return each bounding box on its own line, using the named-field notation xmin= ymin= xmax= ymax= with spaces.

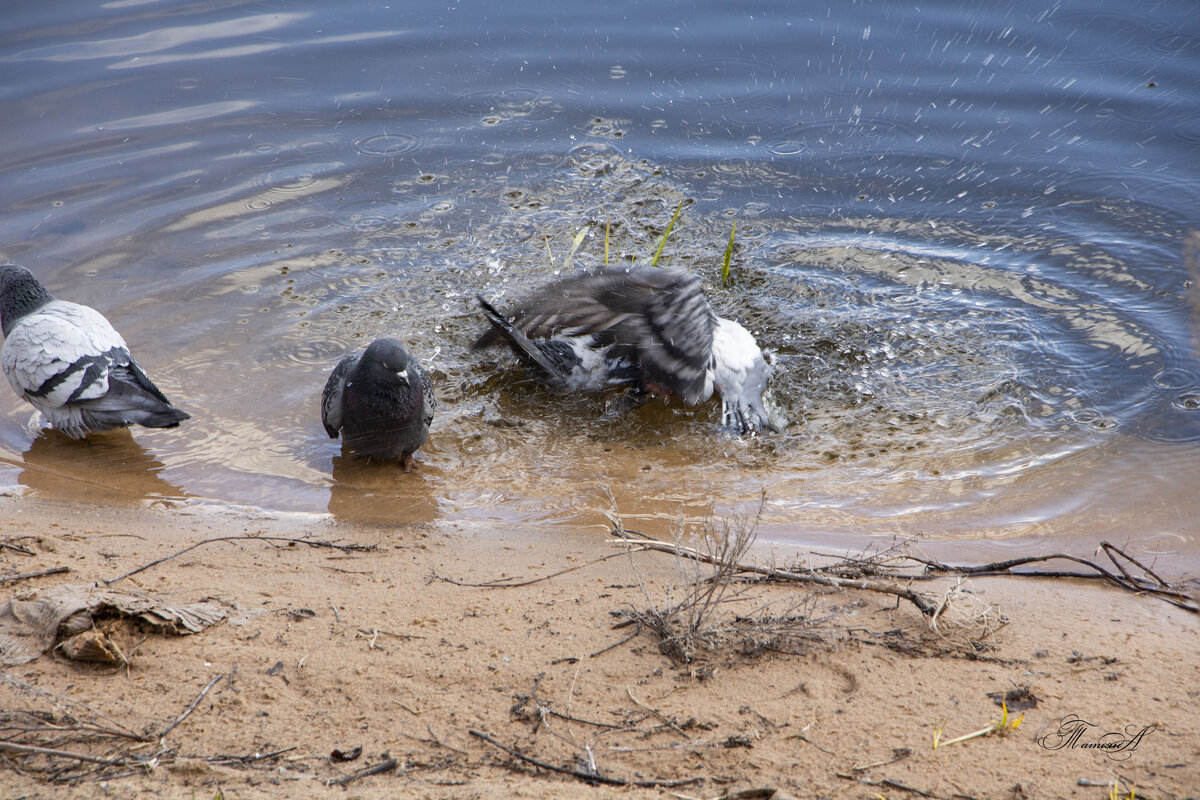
xmin=1 ymin=0 xmax=1198 ymax=568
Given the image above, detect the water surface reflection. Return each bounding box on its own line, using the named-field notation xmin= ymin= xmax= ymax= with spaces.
xmin=17 ymin=430 xmax=185 ymax=506
xmin=0 ymin=0 xmax=1197 ymax=568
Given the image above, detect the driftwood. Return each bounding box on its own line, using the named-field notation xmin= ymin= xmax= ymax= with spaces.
xmin=894 ymin=542 xmax=1197 ymax=612
xmin=611 ymin=529 xmax=1198 ymax=615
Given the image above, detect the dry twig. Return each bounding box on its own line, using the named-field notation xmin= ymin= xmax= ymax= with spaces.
xmin=326 ymin=756 xmax=399 ymax=786
xmin=432 ymin=549 xmax=643 ymax=588
xmin=612 ymin=527 xmax=938 ymax=616
xmin=105 ymin=536 xmax=379 ymax=585
xmin=900 ymin=542 xmax=1196 ymax=613
xmin=159 ymin=674 xmax=223 ymax=739
xmin=469 ymin=728 xmax=701 ymax=788
xmin=0 ymin=566 xmax=69 ymax=585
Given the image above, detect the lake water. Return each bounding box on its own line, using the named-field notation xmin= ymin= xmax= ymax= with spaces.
xmin=2 ymin=0 xmax=1198 ymax=571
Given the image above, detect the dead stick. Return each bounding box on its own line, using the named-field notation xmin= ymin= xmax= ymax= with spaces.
xmin=529 ymin=678 xmax=629 ymax=731
xmin=590 ymin=620 xmax=642 ymax=658
xmin=719 ymin=790 xmax=779 ymax=800
xmin=912 ymin=553 xmax=1137 ymax=585
xmin=469 ymin=729 xmax=700 ymax=788
xmin=902 ymin=550 xmax=1195 ymax=611
xmin=897 ymin=568 xmax=1192 ymax=605
xmin=2 ymin=722 xmax=150 ymax=743
xmin=0 ymin=566 xmax=69 ymax=585
xmin=208 ymin=745 xmax=298 ymax=765
xmin=159 ymin=674 xmax=223 ymax=739
xmin=879 ymin=777 xmax=938 ymax=797
xmin=626 ymin=688 xmax=689 ymax=739
xmin=105 ymin=536 xmax=376 ymax=585
xmin=0 ymin=740 xmax=128 ymax=766
xmin=433 ymin=549 xmax=646 ymax=588
xmin=1100 ymin=541 xmax=1173 ymax=588
xmin=612 ymin=531 xmax=937 ymax=616
xmin=327 ymin=756 xmax=399 ymax=786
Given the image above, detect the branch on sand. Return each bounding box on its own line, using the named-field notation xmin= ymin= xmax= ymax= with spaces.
xmin=610 ymin=527 xmax=939 ymax=616
xmin=469 ymin=728 xmax=702 ymax=789
xmin=612 ymin=530 xmax=1197 ymax=615
xmin=104 ymin=535 xmax=380 ymax=585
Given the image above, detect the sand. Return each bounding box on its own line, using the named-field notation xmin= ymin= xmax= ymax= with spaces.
xmin=1 ymin=494 xmax=1197 ymax=799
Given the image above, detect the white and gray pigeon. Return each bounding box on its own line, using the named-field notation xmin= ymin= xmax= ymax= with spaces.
xmin=321 ymin=337 xmax=436 ymax=470
xmin=473 ymin=267 xmax=777 ymax=434
xmin=0 ymin=264 xmax=190 ymax=439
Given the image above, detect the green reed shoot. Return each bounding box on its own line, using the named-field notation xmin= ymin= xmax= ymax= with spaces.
xmin=650 ymin=199 xmax=687 ymax=267
xmin=721 ymin=222 xmax=737 ymax=285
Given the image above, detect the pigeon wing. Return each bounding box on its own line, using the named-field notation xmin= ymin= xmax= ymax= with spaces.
xmin=489 ymin=270 xmax=717 ymax=403
xmin=415 ymin=362 xmax=437 ymax=430
xmin=321 ymin=354 xmax=357 ymax=438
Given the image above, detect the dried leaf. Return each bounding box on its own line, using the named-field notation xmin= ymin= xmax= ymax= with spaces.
xmin=0 ymin=584 xmax=227 ymax=666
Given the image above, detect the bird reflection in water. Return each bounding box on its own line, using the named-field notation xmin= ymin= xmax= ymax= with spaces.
xmin=327 ymin=453 xmax=439 ymax=525
xmin=19 ymin=428 xmax=186 ymax=505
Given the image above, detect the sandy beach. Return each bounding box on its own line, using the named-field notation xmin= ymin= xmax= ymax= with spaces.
xmin=1 ymin=494 xmax=1196 ymax=799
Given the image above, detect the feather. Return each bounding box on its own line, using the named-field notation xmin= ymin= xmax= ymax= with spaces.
xmin=475 ymin=268 xmax=776 ymax=433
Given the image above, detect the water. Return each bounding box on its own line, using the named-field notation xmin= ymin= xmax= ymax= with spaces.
xmin=1 ymin=0 xmax=1198 ymax=570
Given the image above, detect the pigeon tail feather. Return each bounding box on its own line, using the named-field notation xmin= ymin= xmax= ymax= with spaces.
xmin=476 ymin=295 xmax=575 ymax=389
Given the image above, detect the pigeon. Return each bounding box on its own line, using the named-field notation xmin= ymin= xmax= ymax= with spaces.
xmin=0 ymin=264 xmax=191 ymax=439
xmin=473 ymin=267 xmax=776 ymax=433
xmin=321 ymin=337 xmax=436 ymax=470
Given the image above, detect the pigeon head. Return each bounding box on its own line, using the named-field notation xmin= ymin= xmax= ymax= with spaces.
xmin=361 ymin=337 xmax=412 ymax=384
xmin=711 ymin=317 xmax=777 ymax=434
xmin=0 ymin=265 xmax=54 ymax=338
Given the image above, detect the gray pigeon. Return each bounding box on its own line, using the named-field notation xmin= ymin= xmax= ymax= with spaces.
xmin=0 ymin=264 xmax=190 ymax=439
xmin=321 ymin=337 xmax=435 ymax=470
xmin=474 ymin=267 xmax=776 ymax=434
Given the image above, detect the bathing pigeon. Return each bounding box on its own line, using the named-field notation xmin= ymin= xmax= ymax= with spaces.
xmin=0 ymin=264 xmax=191 ymax=439
xmin=473 ymin=267 xmax=776 ymax=433
xmin=321 ymin=337 xmax=435 ymax=470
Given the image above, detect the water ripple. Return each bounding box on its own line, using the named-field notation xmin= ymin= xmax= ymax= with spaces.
xmin=353 ymin=131 xmax=419 ymax=157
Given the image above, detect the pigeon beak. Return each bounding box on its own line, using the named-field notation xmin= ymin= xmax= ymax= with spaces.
xmin=396 ymin=368 xmax=409 ymax=384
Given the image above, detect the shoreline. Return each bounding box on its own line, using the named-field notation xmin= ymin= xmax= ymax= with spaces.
xmin=1 ymin=494 xmax=1197 ymax=798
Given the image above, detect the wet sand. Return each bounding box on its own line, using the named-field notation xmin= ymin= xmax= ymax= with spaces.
xmin=0 ymin=494 xmax=1197 ymax=799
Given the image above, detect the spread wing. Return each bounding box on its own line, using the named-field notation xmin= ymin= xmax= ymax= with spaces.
xmin=474 ymin=269 xmax=717 ymax=403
